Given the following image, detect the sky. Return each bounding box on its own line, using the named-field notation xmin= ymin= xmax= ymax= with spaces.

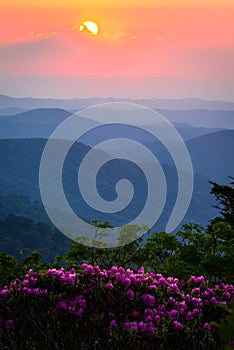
xmin=0 ymin=1 xmax=233 ymax=100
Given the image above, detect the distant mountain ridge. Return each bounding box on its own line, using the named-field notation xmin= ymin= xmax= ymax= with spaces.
xmin=1 ymin=94 xmax=234 ymax=111
xmin=156 ymin=109 xmax=234 ymax=129
xmin=0 ymin=107 xmax=26 ymax=115
xmin=143 ymin=129 xmax=234 ymax=184
xmin=0 ymin=107 xmax=229 ymax=141
xmin=186 ymin=130 xmax=234 ymax=183
xmin=0 ymin=138 xmax=217 ymax=232
xmin=0 ymin=108 xmax=101 ymax=139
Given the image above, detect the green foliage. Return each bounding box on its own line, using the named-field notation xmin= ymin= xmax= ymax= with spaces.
xmin=64 ymin=221 xmax=146 ymax=270
xmin=0 ymin=249 xmax=53 ymax=288
xmin=0 ymin=213 xmax=71 ymax=262
xmin=211 ymin=301 xmax=234 ymax=350
xmin=0 ymin=178 xmax=234 ymax=288
xmin=209 ymin=178 xmax=234 ymax=228
xmin=0 ymin=216 xmax=233 ymax=284
xmin=0 ymin=190 xmax=48 ymax=223
xmin=61 ymin=218 xmax=234 ymax=284
xmin=0 ymin=253 xmax=25 ymax=288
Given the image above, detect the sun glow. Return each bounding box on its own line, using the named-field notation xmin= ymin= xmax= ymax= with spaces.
xmin=79 ymin=20 xmax=99 ymax=36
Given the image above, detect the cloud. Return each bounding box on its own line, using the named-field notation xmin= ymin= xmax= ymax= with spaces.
xmin=152 ymin=34 xmax=166 ymax=41
xmin=71 ymin=25 xmax=79 ymax=31
xmin=103 ymin=29 xmax=136 ymax=41
xmin=0 ymin=36 xmax=67 ymax=76
xmin=29 ymin=31 xmax=58 ymax=40
xmin=70 ymin=24 xmax=136 ymax=41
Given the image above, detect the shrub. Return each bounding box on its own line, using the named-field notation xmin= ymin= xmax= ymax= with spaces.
xmin=0 ymin=265 xmax=233 ymax=349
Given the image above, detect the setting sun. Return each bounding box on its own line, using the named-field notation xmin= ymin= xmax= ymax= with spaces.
xmin=79 ymin=20 xmax=99 ymax=36
xmin=0 ymin=1 xmax=233 ymax=99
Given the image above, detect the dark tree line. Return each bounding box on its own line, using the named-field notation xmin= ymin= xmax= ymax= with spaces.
xmin=0 ymin=178 xmax=233 ymax=288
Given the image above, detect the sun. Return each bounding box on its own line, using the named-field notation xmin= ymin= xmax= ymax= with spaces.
xmin=79 ymin=20 xmax=99 ymax=36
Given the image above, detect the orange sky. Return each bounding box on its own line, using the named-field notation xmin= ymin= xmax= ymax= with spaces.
xmin=0 ymin=2 xmax=233 ymax=99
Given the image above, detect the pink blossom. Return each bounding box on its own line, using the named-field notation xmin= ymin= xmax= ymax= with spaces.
xmin=129 ymin=321 xmax=138 ymax=330
xmin=110 ymin=320 xmax=117 ymax=327
xmin=5 ymin=320 xmax=15 ymax=330
xmin=154 ymin=314 xmax=161 ymax=322
xmin=105 ymin=283 xmax=114 ymax=291
xmin=186 ymin=311 xmax=194 ymax=320
xmin=138 ymin=267 xmax=145 ymax=274
xmin=138 ymin=321 xmax=148 ymax=332
xmin=142 ymin=294 xmax=156 ymax=306
xmin=173 ymin=321 xmax=183 ymax=330
xmin=203 ymin=322 xmax=212 ymax=331
xmin=192 ymin=287 xmax=201 ymax=295
xmin=188 ymin=276 xmax=205 ymax=283
xmin=168 ymin=283 xmax=180 ymax=294
xmin=168 ymin=309 xmax=179 ymax=319
xmin=126 ymin=289 xmax=135 ymax=300
xmin=0 ymin=287 xmax=9 ymax=298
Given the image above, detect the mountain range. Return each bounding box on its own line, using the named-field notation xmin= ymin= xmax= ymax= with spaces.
xmin=0 ymin=137 xmax=219 ymax=232
xmin=1 ymin=94 xmax=234 ymax=111
xmin=0 ymin=107 xmax=229 ymax=141
xmin=0 ymin=95 xmax=233 ymax=258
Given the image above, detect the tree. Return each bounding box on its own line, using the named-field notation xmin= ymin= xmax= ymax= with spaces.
xmin=209 ymin=177 xmax=234 ymax=227
xmin=63 ymin=221 xmax=145 ymax=270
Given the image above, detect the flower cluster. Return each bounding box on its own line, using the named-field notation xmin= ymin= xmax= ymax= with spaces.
xmin=46 ymin=267 xmax=78 ymax=284
xmin=0 ymin=319 xmax=15 ymax=330
xmin=53 ymin=294 xmax=86 ymax=317
xmin=0 ymin=264 xmax=233 ymax=348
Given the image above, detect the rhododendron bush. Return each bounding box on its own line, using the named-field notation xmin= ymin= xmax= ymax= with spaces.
xmin=0 ymin=265 xmax=234 ymax=349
